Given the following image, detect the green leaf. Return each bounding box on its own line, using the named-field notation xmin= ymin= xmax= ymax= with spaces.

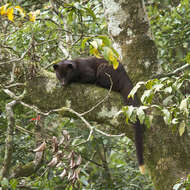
xmin=81 ymin=37 xmax=90 ymax=50
xmin=73 ymin=2 xmax=82 ymax=10
xmin=185 ymin=52 xmax=190 ymax=64
xmin=173 ymin=79 xmax=183 ymax=90
xmin=67 ymin=10 xmax=74 ymax=23
xmin=179 ymin=122 xmax=185 ymax=136
xmin=10 ymin=179 xmax=18 ymax=190
xmin=164 ymin=86 xmax=172 ymax=93
xmin=136 ymin=107 xmax=145 ymax=124
xmin=1 ymin=178 xmax=9 ymax=188
xmin=98 ymin=35 xmax=111 ymax=46
xmin=111 ymin=47 xmax=120 ymax=58
xmin=153 ymin=83 xmax=164 ymax=91
xmin=141 ymin=89 xmax=154 ymax=104
xmin=163 ymin=95 xmax=174 ymax=106
xmin=90 ymin=40 xmax=98 ymax=49
xmin=179 ymin=98 xmax=188 ymax=114
xmin=80 ymin=176 xmax=89 ymax=186
xmin=123 ymin=106 xmax=134 ymax=124
xmin=103 ymin=46 xmax=112 ymax=60
xmin=95 ymin=38 xmax=103 ymax=47
xmin=145 ymin=79 xmax=158 ymax=89
xmin=173 ymin=183 xmax=182 ymax=190
xmin=128 ymin=81 xmax=145 ymax=99
xmin=162 ymin=108 xmax=171 ymax=125
xmin=84 ymin=7 xmax=96 ymax=20
xmin=145 ymin=115 xmax=153 ymax=128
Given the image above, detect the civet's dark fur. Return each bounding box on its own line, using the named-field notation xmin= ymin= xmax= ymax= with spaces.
xmin=53 ymin=57 xmax=145 ymax=171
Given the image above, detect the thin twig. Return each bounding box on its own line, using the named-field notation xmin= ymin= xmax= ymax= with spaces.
xmin=82 ymin=152 xmax=103 ymax=168
xmin=3 ymin=84 xmax=125 ymax=148
xmin=35 ymin=38 xmax=57 ymax=46
xmin=5 ymin=83 xmax=25 ymax=89
xmin=44 ymin=59 xmax=62 ymax=69
xmin=0 ymin=39 xmax=33 ymax=65
xmin=16 ymin=125 xmax=36 ymax=135
xmin=3 ymin=89 xmax=26 ymax=100
xmin=81 ymin=73 xmax=113 ymax=116
xmin=20 ymin=101 xmax=125 ymax=139
xmin=153 ymin=63 xmax=190 ymax=79
xmin=95 ymin=128 xmax=125 ymax=137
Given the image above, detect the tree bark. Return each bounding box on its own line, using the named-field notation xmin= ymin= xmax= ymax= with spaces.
xmin=23 ymin=68 xmax=133 ymax=137
xmin=103 ymin=0 xmax=158 ymax=82
xmin=102 ymin=0 xmax=190 ymax=190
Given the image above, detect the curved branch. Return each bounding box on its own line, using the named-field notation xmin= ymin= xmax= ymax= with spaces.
xmin=0 ymin=39 xmax=33 ymax=65
xmin=153 ymin=63 xmax=190 ymax=78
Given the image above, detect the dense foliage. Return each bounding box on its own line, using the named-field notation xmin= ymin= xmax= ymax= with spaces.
xmin=125 ymin=0 xmax=190 ymax=136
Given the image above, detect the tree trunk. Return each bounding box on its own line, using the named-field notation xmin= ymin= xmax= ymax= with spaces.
xmin=102 ymin=0 xmax=190 ymax=190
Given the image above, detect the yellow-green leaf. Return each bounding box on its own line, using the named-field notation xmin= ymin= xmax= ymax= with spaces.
xmin=29 ymin=12 xmax=35 ymax=22
xmin=123 ymin=106 xmax=134 ymax=124
xmin=162 ymin=108 xmax=171 ymax=125
xmin=98 ymin=35 xmax=111 ymax=46
xmin=90 ymin=40 xmax=98 ymax=49
xmin=145 ymin=79 xmax=158 ymax=89
xmin=95 ymin=38 xmax=103 ymax=47
xmin=92 ymin=48 xmax=100 ymax=57
xmin=29 ymin=10 xmax=40 ymax=22
xmin=179 ymin=98 xmax=188 ymax=114
xmin=81 ymin=37 xmax=90 ymax=50
xmin=103 ymin=46 xmax=117 ymax=66
xmin=108 ymin=49 xmax=114 ymax=62
xmin=136 ymin=107 xmax=145 ymax=124
xmin=113 ymin=59 xmax=119 ymax=70
xmin=15 ymin=5 xmax=25 ymax=17
xmin=0 ymin=4 xmax=9 ymax=15
xmin=179 ymin=122 xmax=185 ymax=136
xmin=7 ymin=7 xmax=14 ymax=21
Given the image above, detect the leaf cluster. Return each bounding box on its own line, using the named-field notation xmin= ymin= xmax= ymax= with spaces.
xmin=148 ymin=0 xmax=190 ymax=71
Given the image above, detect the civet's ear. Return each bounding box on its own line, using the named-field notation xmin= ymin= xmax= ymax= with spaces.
xmin=67 ymin=63 xmax=74 ymax=69
xmin=53 ymin=64 xmax=59 ymax=70
xmin=65 ymin=61 xmax=77 ymax=69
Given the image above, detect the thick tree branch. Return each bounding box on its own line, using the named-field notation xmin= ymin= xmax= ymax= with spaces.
xmin=19 ymin=68 xmax=134 ymax=137
xmin=0 ymin=61 xmax=133 ymax=137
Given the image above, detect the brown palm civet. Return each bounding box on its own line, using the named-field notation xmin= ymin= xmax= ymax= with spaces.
xmin=53 ymin=56 xmax=145 ymax=174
